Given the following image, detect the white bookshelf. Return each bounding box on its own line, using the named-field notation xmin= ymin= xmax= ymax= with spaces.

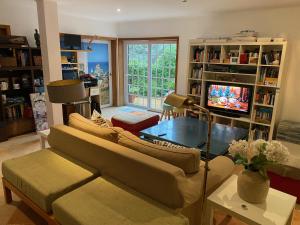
xmin=186 ymin=40 xmax=287 ymax=141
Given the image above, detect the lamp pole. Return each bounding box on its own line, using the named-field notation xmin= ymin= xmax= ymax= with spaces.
xmin=193 ymin=104 xmax=212 ymax=225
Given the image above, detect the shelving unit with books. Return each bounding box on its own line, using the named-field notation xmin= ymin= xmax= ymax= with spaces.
xmin=0 ymin=45 xmax=44 ymax=141
xmin=186 ymin=40 xmax=287 ymax=141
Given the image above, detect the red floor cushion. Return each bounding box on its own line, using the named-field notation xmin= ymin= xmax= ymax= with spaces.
xmin=268 ymin=170 xmax=300 ymax=203
xmin=111 ymin=111 xmax=159 ymax=136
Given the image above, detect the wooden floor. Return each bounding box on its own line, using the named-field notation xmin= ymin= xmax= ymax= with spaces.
xmin=0 ymin=128 xmax=299 ymax=224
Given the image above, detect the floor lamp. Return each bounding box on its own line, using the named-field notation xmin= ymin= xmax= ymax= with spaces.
xmin=193 ymin=104 xmax=212 ymax=225
xmin=47 ymin=80 xmax=87 ymax=124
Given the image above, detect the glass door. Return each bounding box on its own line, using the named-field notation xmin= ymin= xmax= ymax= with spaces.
xmin=125 ymin=41 xmax=177 ymax=111
xmin=80 ymin=40 xmax=112 ymax=107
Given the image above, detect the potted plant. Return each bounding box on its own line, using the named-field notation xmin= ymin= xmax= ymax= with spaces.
xmin=128 ymin=86 xmax=139 ymax=104
xmin=229 ymin=139 xmax=289 ymax=203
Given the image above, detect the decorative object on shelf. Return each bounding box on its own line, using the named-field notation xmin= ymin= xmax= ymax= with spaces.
xmin=34 ymin=29 xmax=40 ymax=47
xmin=0 ymin=35 xmax=29 ymax=47
xmin=228 ymin=138 xmax=289 ymax=203
xmin=0 ymin=81 xmax=8 ymax=90
xmin=30 ymin=93 xmax=48 ymax=131
xmin=47 ymin=79 xmax=87 ymax=124
xmin=0 ymin=24 xmax=11 ymax=36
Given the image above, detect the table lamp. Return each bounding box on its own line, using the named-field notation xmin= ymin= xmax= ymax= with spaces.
xmin=47 ymin=80 xmax=87 ymax=124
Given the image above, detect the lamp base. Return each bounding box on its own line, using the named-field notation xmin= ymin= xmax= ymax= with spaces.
xmin=62 ymin=104 xmax=76 ymax=125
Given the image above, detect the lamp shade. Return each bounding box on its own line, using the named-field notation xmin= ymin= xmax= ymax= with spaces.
xmin=164 ymin=93 xmax=188 ymax=108
xmin=47 ymin=80 xmax=86 ymax=103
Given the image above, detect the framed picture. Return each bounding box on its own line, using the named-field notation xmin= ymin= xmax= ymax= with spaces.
xmin=230 ymin=57 xmax=239 ymax=64
xmin=30 ymin=93 xmax=48 ymax=131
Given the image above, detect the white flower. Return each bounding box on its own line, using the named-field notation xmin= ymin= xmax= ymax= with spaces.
xmin=264 ymin=141 xmax=289 ymax=164
xmin=228 ymin=140 xmax=249 ymax=158
xmin=251 ymin=139 xmax=268 ymax=157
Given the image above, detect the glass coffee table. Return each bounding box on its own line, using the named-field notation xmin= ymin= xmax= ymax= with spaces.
xmin=140 ymin=117 xmax=248 ymax=159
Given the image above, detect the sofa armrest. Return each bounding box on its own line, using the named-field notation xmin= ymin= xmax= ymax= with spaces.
xmin=178 ymin=156 xmax=234 ymax=207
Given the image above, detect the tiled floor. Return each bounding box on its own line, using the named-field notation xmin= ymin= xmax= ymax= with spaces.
xmin=0 ymin=106 xmax=299 ymax=225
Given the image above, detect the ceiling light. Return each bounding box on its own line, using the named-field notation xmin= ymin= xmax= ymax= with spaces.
xmin=117 ymin=8 xmax=121 ymax=12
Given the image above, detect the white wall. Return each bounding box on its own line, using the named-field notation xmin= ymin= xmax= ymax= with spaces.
xmin=117 ymin=6 xmax=300 ymax=122
xmin=0 ymin=0 xmax=117 ymax=47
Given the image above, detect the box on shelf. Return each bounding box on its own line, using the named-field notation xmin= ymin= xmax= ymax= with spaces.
xmin=0 ymin=57 xmax=17 ymax=67
xmin=33 ymin=56 xmax=42 ymax=66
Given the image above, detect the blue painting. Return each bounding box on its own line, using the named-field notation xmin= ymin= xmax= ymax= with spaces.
xmin=82 ymin=41 xmax=110 ymax=105
xmin=82 ymin=42 xmax=109 ymax=78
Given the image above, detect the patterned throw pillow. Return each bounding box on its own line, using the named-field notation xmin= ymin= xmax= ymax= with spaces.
xmin=153 ymin=139 xmax=186 ymax=149
xmin=91 ymin=109 xmax=111 ymax=128
xmin=153 ymin=139 xmax=200 ymax=151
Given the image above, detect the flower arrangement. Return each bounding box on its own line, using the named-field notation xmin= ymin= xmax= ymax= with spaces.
xmin=229 ymin=139 xmax=289 ymax=177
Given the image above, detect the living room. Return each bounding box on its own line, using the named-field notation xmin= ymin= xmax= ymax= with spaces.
xmin=0 ymin=0 xmax=300 ymax=225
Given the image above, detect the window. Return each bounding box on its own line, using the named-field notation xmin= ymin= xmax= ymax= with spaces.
xmin=125 ymin=39 xmax=178 ymax=111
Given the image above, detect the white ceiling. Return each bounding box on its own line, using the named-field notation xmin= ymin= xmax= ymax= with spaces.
xmin=56 ymin=0 xmax=300 ymax=22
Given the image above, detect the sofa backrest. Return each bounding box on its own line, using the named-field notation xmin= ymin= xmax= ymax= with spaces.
xmin=118 ymin=131 xmax=200 ymax=174
xmin=48 ymin=125 xmax=187 ymax=209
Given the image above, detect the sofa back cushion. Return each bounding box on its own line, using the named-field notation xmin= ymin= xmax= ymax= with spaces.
xmin=118 ymin=131 xmax=200 ymax=174
xmin=68 ymin=113 xmax=123 ymax=143
xmin=48 ymin=125 xmax=186 ymax=209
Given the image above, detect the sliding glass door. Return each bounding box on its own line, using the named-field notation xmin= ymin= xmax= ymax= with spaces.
xmin=125 ymin=40 xmax=177 ymax=111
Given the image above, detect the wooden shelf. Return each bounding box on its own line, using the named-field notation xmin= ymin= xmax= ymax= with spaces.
xmin=61 ymin=49 xmax=92 ymax=53
xmin=204 ymin=62 xmax=258 ymax=67
xmin=204 ymin=79 xmax=255 ymax=86
xmin=260 ymin=64 xmax=280 ymax=67
xmin=254 ymin=103 xmax=274 ymax=108
xmin=211 ymin=113 xmax=251 ymax=123
xmin=204 ymin=71 xmax=256 ymax=76
xmin=188 ymin=78 xmax=202 ymax=81
xmin=187 ymin=94 xmax=201 ymax=97
xmin=0 ymin=66 xmax=42 ymax=71
xmin=187 ymin=40 xmax=287 ymax=141
xmin=256 ymin=84 xmax=278 ymax=88
xmin=251 ymin=121 xmax=271 ymax=127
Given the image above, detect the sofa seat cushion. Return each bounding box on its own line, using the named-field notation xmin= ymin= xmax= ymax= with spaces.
xmin=2 ymin=149 xmax=97 ymax=213
xmin=68 ymin=113 xmax=123 ymax=143
xmin=53 ymin=177 xmax=189 ymax=225
xmin=118 ymin=131 xmax=200 ymax=174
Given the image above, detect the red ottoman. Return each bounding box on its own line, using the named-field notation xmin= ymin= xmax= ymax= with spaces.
xmin=111 ymin=111 xmax=159 ymax=136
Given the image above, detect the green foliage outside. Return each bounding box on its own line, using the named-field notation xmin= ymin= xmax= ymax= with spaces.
xmin=127 ymin=43 xmax=177 ymax=98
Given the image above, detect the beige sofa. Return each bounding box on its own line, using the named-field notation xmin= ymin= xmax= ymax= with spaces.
xmin=2 ymin=113 xmax=234 ymax=225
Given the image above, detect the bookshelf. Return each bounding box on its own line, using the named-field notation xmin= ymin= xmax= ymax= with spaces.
xmin=186 ymin=40 xmax=287 ymax=141
xmin=0 ymin=45 xmax=44 ymax=141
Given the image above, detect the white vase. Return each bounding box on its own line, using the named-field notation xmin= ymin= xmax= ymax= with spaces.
xmin=237 ymin=170 xmax=270 ymax=203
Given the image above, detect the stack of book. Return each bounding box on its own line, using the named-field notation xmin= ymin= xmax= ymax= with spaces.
xmin=255 ymin=90 xmax=275 ymax=105
xmin=252 ymin=127 xmax=269 ymax=141
xmin=193 ymin=47 xmax=205 ymax=62
xmin=4 ymin=97 xmax=26 ymax=120
xmin=261 ymin=51 xmax=281 ymax=65
xmin=191 ymin=66 xmax=203 ymax=79
xmin=258 ymin=67 xmax=279 ymax=86
xmin=190 ymin=83 xmax=201 ymax=96
xmin=253 ymin=108 xmax=273 ymax=124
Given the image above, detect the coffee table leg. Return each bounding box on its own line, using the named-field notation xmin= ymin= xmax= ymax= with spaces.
xmin=286 ymin=210 xmax=294 ymax=225
xmin=203 ymin=202 xmax=214 ymax=225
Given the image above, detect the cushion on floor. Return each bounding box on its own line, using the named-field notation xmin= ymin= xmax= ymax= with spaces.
xmin=111 ymin=111 xmax=159 ymax=135
xmin=52 ymin=177 xmax=189 ymax=225
xmin=2 ymin=149 xmax=97 ymax=213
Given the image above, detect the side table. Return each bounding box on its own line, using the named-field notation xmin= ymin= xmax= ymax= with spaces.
xmin=37 ymin=129 xmax=50 ymax=148
xmin=206 ymin=175 xmax=296 ymax=225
